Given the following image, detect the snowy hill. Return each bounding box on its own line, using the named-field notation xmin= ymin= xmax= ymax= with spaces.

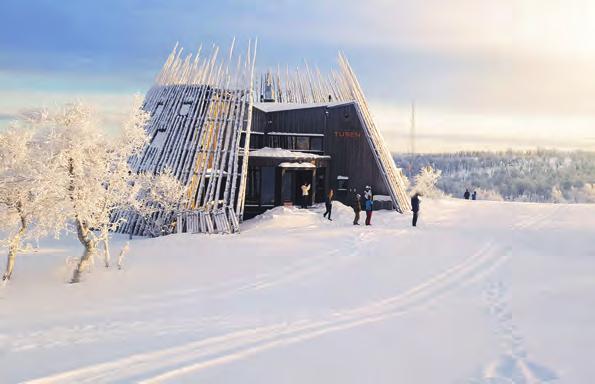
xmin=1 ymin=199 xmax=594 ymax=383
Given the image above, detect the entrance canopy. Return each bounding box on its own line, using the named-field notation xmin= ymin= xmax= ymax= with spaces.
xmin=249 ymin=147 xmax=329 ymax=160
xmin=278 ymin=162 xmax=316 ymax=169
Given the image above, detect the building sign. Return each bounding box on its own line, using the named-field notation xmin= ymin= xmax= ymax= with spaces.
xmin=334 ymin=131 xmax=361 ymax=138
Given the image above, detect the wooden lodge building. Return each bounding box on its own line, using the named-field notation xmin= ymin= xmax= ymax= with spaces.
xmin=243 ymin=100 xmax=395 ymax=218
xmin=117 ymin=42 xmax=411 ymax=235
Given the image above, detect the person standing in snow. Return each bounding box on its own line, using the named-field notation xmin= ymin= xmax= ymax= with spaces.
xmin=464 ymin=189 xmax=470 ymax=200
xmin=323 ymin=189 xmax=334 ymax=221
xmin=353 ymin=193 xmax=362 ymax=225
xmin=411 ymin=192 xmax=421 ymax=227
xmin=365 ymin=195 xmax=374 ymax=225
xmin=472 ymin=190 xmax=477 ymax=200
xmin=300 ymin=182 xmax=311 ymax=209
xmin=364 ymin=185 xmax=373 ymax=201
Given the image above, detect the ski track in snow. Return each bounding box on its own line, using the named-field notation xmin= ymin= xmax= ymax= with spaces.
xmin=511 ymin=205 xmax=562 ymax=231
xmin=6 ymin=224 xmax=374 ymax=355
xmin=26 ymin=238 xmax=508 ymax=383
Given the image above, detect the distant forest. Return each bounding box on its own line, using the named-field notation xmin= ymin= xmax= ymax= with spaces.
xmin=394 ymin=150 xmax=595 ymax=203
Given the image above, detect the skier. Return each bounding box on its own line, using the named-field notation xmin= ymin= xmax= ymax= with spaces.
xmin=411 ymin=192 xmax=421 ymax=227
xmin=365 ymin=195 xmax=373 ymax=225
xmin=472 ymin=190 xmax=477 ymax=200
xmin=464 ymin=189 xmax=470 ymax=200
xmin=323 ymin=189 xmax=334 ymax=221
xmin=353 ymin=193 xmax=362 ymax=225
xmin=300 ymin=182 xmax=311 ymax=208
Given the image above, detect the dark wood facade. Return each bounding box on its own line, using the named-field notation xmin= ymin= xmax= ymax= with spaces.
xmin=244 ymin=102 xmax=391 ymax=218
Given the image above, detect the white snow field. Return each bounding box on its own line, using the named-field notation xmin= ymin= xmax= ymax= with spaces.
xmin=1 ymin=199 xmax=594 ymax=383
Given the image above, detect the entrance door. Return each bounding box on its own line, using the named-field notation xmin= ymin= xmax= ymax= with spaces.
xmin=315 ymin=168 xmax=326 ymax=203
xmin=281 ymin=170 xmax=294 ymax=204
xmin=294 ymin=170 xmax=313 ymax=205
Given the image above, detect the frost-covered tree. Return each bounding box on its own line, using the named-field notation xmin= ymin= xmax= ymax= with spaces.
xmin=93 ymin=98 xmax=148 ymax=267
xmin=0 ymin=121 xmax=65 ymax=281
xmin=551 ymin=185 xmax=566 ymax=203
xmin=45 ymin=99 xmax=149 ymax=283
xmin=129 ymin=169 xmax=188 ymax=237
xmin=476 ymin=188 xmax=504 ymax=201
xmin=413 ymin=166 xmax=444 ymax=198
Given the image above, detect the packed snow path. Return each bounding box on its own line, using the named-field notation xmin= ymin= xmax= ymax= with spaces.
xmin=1 ymin=199 xmax=594 ymax=383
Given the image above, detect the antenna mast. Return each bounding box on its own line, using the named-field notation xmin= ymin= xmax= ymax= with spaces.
xmin=410 ymin=100 xmax=416 ymax=178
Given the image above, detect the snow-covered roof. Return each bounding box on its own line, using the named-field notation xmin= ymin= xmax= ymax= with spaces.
xmin=253 ymin=101 xmax=354 ymax=113
xmin=249 ymin=147 xmax=329 ymax=159
xmin=278 ymin=162 xmax=316 ymax=169
xmin=267 ymin=132 xmax=324 ymax=137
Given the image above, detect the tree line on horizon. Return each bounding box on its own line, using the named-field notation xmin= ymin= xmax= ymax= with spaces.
xmin=395 ymin=150 xmax=595 ymax=203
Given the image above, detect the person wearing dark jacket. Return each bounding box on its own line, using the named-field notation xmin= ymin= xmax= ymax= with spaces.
xmin=323 ymin=189 xmax=334 ymax=221
xmin=411 ymin=192 xmax=421 ymax=227
xmin=472 ymin=190 xmax=477 ymax=200
xmin=364 ymin=196 xmax=373 ymax=225
xmin=353 ymin=193 xmax=362 ymax=225
xmin=464 ymin=189 xmax=470 ymax=200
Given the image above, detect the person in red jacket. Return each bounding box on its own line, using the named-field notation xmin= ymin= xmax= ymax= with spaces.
xmin=365 ymin=196 xmax=373 ymax=225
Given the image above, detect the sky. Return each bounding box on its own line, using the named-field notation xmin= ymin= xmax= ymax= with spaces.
xmin=1 ymin=0 xmax=594 ymax=153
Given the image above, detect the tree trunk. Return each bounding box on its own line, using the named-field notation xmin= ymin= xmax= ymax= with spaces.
xmin=117 ymin=242 xmax=130 ymax=270
xmin=70 ymin=218 xmax=97 ymax=283
xmin=3 ymin=207 xmax=27 ymax=281
xmin=102 ymin=229 xmax=111 ymax=268
xmin=3 ymin=235 xmax=20 ymax=281
xmin=68 ymin=157 xmax=98 ymax=283
xmin=71 ymin=242 xmax=97 ymax=283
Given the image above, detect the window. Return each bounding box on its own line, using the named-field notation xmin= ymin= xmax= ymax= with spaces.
xmin=179 ymin=102 xmax=192 ymax=116
xmin=246 ymin=167 xmax=261 ymax=205
xmin=337 ymin=176 xmax=349 ymax=191
xmin=241 ymin=132 xmax=264 ymax=149
xmin=311 ymin=137 xmax=323 ymax=151
xmin=266 ymin=134 xmax=324 ymax=152
xmin=295 ymin=136 xmax=309 ymax=150
xmin=260 ymin=167 xmax=276 ymax=205
xmin=249 ymin=134 xmax=264 ymax=149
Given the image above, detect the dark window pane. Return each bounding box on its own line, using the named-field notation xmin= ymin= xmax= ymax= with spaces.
xmin=282 ymin=171 xmax=293 ymax=202
xmin=337 ymin=177 xmax=349 ymax=191
xmin=310 ymin=137 xmax=323 ymax=151
xmin=246 ymin=167 xmax=260 ymax=204
xmin=287 ymin=136 xmax=295 ymax=150
xmin=260 ymin=167 xmax=276 ymax=205
xmin=249 ymin=135 xmax=262 ymax=149
xmin=296 ymin=136 xmax=309 ymax=150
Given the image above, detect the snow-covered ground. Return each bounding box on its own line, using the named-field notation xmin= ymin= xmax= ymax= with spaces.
xmin=1 ymin=199 xmax=594 ymax=383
